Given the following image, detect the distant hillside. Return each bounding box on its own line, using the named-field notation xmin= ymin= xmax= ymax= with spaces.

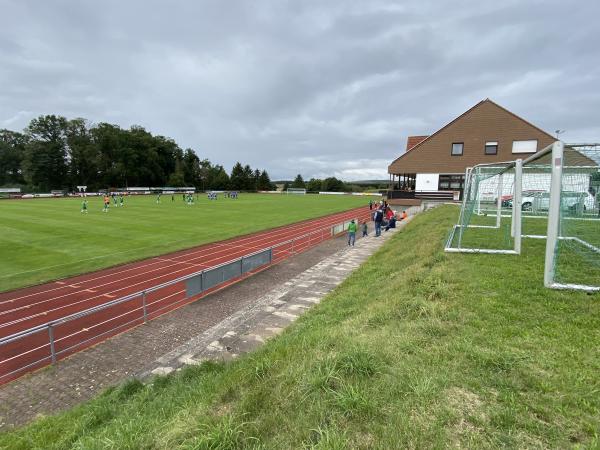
xmin=348 ymin=180 xmax=388 ymax=185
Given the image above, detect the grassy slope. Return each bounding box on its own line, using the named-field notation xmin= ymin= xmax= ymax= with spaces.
xmin=0 ymin=194 xmax=368 ymax=292
xmin=1 ymin=205 xmax=599 ymax=449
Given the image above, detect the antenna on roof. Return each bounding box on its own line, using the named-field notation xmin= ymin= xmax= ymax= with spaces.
xmin=555 ymin=129 xmax=566 ymax=139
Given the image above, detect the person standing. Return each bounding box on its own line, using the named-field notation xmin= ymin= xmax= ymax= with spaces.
xmin=81 ymin=198 xmax=88 ymax=214
xmin=374 ymin=208 xmax=383 ymax=237
xmin=347 ymin=219 xmax=357 ymax=246
xmin=361 ymin=221 xmax=368 ymax=237
xmin=369 ymin=199 xmax=373 ymax=210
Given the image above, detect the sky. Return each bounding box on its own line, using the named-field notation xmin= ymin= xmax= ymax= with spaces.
xmin=1 ymin=0 xmax=599 ymax=181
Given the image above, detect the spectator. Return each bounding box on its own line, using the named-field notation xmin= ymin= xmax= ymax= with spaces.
xmin=347 ymin=219 xmax=357 ymax=246
xmin=362 ymin=221 xmax=368 ymax=237
xmin=374 ymin=208 xmax=383 ymax=237
xmin=385 ymin=215 xmax=397 ymax=231
xmin=400 ymin=210 xmax=408 ymax=221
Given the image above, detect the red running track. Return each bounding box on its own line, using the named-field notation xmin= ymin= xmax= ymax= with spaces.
xmin=0 ymin=206 xmax=372 ymax=384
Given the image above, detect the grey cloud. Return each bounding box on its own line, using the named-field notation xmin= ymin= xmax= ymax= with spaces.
xmin=1 ymin=0 xmax=599 ymax=180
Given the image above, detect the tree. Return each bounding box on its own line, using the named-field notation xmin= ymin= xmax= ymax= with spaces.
xmin=66 ymin=118 xmax=99 ymax=189
xmin=242 ymin=164 xmax=254 ymax=190
xmin=257 ymin=169 xmax=273 ymax=191
xmin=23 ymin=115 xmax=69 ymax=191
xmin=253 ymin=168 xmax=261 ymax=191
xmin=229 ymin=162 xmax=245 ymax=190
xmin=291 ymin=174 xmax=305 ymax=189
xmin=321 ymin=177 xmax=346 ymax=192
xmin=0 ymin=129 xmax=27 ymax=186
xmin=306 ymin=178 xmax=322 ymax=192
xmin=209 ymin=164 xmax=230 ymax=190
xmin=182 ymin=149 xmax=201 ymax=187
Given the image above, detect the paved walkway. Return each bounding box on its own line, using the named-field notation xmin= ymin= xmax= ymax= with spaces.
xmin=0 ymin=218 xmax=412 ymax=429
xmin=141 ymin=223 xmax=404 ymax=376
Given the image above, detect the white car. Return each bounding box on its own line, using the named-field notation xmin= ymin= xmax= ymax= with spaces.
xmin=505 ymin=191 xmax=596 ymax=212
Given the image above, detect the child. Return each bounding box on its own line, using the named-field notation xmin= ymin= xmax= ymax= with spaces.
xmin=361 ymin=221 xmax=368 ymax=237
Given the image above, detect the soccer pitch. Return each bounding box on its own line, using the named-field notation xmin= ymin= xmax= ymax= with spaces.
xmin=0 ymin=194 xmax=372 ymax=292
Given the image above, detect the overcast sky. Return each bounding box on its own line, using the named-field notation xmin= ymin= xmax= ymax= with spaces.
xmin=1 ymin=0 xmax=599 ymax=181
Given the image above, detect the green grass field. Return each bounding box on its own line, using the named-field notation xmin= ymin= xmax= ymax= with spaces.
xmin=448 ymin=208 xmax=600 ymax=287
xmin=0 ymin=194 xmax=371 ymax=292
xmin=2 ymin=206 xmax=598 ymax=448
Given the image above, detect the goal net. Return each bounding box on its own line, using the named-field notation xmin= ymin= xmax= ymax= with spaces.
xmin=445 ymin=141 xmax=600 ymax=291
xmin=546 ymin=143 xmax=600 ymax=290
xmin=286 ymin=188 xmax=306 ymax=195
xmin=445 ymin=161 xmax=521 ymax=254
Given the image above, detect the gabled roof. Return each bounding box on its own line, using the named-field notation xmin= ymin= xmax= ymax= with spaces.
xmin=406 ymin=135 xmax=429 ymax=151
xmin=389 ymin=99 xmax=557 ymax=169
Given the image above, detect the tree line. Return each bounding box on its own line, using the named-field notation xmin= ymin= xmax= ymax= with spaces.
xmin=0 ymin=115 xmax=275 ymax=192
xmin=284 ymin=174 xmax=385 ymax=193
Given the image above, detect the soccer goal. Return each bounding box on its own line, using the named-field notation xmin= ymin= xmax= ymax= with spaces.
xmin=286 ymin=188 xmax=306 ymax=195
xmin=445 ymin=141 xmax=600 ymax=291
xmin=445 ymin=160 xmax=523 ymax=254
xmin=544 ymin=143 xmax=599 ymax=290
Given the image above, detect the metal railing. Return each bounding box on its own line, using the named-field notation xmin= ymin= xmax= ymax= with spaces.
xmin=0 ymin=213 xmax=369 ymax=384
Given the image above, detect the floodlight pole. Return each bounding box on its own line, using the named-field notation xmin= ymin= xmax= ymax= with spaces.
xmin=544 ymin=141 xmax=564 ymax=287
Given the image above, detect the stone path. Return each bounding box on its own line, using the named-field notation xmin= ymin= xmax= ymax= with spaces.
xmin=141 ymin=221 xmax=407 ymax=377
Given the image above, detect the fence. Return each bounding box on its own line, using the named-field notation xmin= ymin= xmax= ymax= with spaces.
xmin=0 ymin=212 xmax=371 ymax=384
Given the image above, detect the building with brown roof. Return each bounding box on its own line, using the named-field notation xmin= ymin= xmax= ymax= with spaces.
xmin=387 ymin=99 xmax=556 ymax=203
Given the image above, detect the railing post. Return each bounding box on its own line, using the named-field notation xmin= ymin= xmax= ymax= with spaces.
xmin=142 ymin=291 xmax=148 ymax=323
xmin=48 ymin=325 xmax=56 ymax=365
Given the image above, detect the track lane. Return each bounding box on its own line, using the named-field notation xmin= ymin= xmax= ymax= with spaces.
xmin=0 ymin=207 xmax=373 ymax=383
xmin=1 ymin=207 xmax=369 ymax=336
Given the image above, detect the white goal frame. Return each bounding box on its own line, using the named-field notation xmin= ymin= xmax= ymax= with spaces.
xmin=286 ymin=188 xmax=306 ymax=195
xmin=445 ymin=141 xmax=600 ymax=292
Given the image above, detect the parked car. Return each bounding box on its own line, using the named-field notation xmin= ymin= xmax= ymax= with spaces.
xmin=502 ymin=191 xmax=595 ymax=212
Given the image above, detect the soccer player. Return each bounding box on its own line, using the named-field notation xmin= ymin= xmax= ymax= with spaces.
xmin=156 ymin=192 xmax=161 ymax=204
xmin=112 ymin=194 xmax=118 ymax=207
xmin=103 ymin=195 xmax=110 ymax=212
xmin=119 ymin=195 xmax=124 ymax=207
xmin=81 ymin=199 xmax=88 ymax=214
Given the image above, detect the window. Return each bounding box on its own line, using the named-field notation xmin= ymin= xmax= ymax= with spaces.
xmin=451 ymin=142 xmax=463 ymax=156
xmin=485 ymin=141 xmax=498 ymax=155
xmin=438 ymin=174 xmax=465 ymax=191
xmin=512 ymin=140 xmax=537 ymax=153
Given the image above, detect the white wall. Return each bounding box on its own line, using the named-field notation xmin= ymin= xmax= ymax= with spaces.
xmin=415 ymin=173 xmax=439 ymax=191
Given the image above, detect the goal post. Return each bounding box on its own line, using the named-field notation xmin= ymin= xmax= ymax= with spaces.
xmin=544 ymin=142 xmax=600 ymax=291
xmin=446 ymin=159 xmax=522 ymax=254
xmin=445 ymin=140 xmax=600 ymax=291
xmin=286 ymin=188 xmax=306 ymax=195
